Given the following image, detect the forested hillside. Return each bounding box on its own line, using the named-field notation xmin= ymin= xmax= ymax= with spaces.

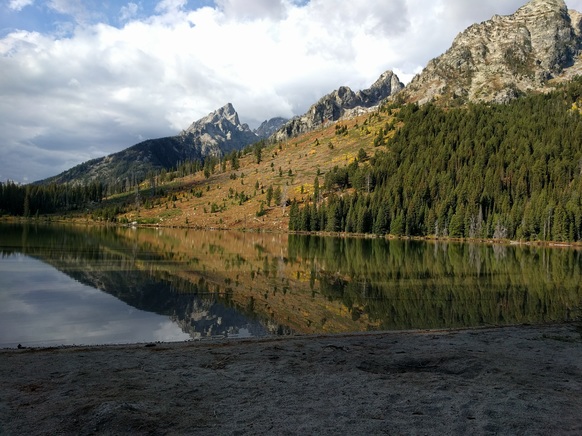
xmin=5 ymin=78 xmax=582 ymax=244
xmin=290 ymin=78 xmax=582 ymax=242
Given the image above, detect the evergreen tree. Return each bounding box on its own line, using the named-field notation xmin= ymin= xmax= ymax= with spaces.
xmin=266 ymin=185 xmax=273 ymax=207
xmin=273 ymin=186 xmax=282 ymax=207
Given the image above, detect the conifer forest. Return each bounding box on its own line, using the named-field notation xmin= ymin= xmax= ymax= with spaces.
xmin=290 ymin=78 xmax=582 ymax=242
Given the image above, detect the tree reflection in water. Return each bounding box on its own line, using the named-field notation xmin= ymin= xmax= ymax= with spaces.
xmin=2 ymin=223 xmax=581 ymax=343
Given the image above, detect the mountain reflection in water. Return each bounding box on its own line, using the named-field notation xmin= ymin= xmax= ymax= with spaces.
xmin=1 ymin=223 xmax=581 ymax=347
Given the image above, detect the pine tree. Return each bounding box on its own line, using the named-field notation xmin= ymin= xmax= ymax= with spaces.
xmin=266 ymin=185 xmax=273 ymax=207
xmin=273 ymin=186 xmax=282 ymax=207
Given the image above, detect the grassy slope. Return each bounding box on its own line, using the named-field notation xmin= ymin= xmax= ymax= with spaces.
xmin=112 ymin=108 xmax=396 ymax=231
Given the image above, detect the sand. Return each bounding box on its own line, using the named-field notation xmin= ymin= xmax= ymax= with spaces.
xmin=1 ymin=323 xmax=582 ymax=435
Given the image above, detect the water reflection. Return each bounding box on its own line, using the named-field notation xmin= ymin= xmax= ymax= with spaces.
xmin=288 ymin=235 xmax=582 ymax=329
xmin=1 ymin=223 xmax=581 ymax=347
xmin=0 ymin=254 xmax=190 ymax=348
xmin=0 ymin=224 xmax=276 ymax=347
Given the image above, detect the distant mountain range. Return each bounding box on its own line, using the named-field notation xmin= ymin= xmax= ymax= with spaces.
xmin=37 ymin=103 xmax=282 ymax=187
xmin=36 ymin=0 xmax=582 ymax=187
xmin=36 ymin=72 xmax=403 ymax=186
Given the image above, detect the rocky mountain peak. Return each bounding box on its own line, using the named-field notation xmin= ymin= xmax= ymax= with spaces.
xmin=40 ymin=103 xmax=261 ymax=186
xmin=518 ymin=0 xmax=565 ymax=13
xmin=370 ymin=70 xmax=404 ymax=91
xmin=399 ymin=0 xmax=581 ymax=105
xmin=273 ymin=70 xmax=403 ymax=141
xmin=185 ymin=103 xmax=243 ymax=135
xmin=180 ymin=103 xmax=258 ymax=155
xmin=215 ymin=102 xmax=240 ymax=125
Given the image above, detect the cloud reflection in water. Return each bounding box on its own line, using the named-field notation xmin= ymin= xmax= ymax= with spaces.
xmin=0 ymin=254 xmax=190 ymax=348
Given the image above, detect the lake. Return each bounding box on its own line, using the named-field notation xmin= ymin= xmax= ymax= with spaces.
xmin=1 ymin=223 xmax=581 ymax=347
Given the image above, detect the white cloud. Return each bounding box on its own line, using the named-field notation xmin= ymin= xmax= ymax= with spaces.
xmin=1 ymin=0 xmax=582 ymax=182
xmin=47 ymin=0 xmax=89 ymax=22
xmin=8 ymin=0 xmax=34 ymax=11
xmin=119 ymin=2 xmax=140 ymax=22
xmin=155 ymin=0 xmax=188 ymax=14
xmin=215 ymin=0 xmax=288 ymax=21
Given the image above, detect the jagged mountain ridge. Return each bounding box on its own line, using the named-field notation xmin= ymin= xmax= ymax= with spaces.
xmin=35 ymin=0 xmax=582 ymax=187
xmin=36 ymin=103 xmax=264 ymax=186
xmin=399 ymin=0 xmax=582 ymax=105
xmin=35 ymin=71 xmax=402 ymax=186
xmin=273 ymin=70 xmax=404 ymax=141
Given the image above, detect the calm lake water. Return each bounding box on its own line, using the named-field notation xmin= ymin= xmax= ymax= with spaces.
xmin=1 ymin=223 xmax=581 ymax=347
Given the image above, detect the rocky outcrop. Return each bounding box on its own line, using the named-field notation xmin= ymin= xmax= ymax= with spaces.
xmin=180 ymin=103 xmax=259 ymax=156
xmin=400 ymin=0 xmax=582 ymax=105
xmin=273 ymin=71 xmax=403 ymax=141
xmin=254 ymin=117 xmax=288 ymax=139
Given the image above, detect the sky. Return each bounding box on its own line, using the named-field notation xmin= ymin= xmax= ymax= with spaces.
xmin=2 ymin=0 xmax=582 ymax=183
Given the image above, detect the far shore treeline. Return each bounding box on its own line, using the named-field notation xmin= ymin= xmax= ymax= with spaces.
xmin=0 ymin=181 xmax=104 ymax=217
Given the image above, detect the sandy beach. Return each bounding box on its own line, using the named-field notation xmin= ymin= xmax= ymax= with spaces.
xmin=1 ymin=323 xmax=582 ymax=435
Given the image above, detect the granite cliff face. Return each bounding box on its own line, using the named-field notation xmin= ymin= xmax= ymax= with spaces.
xmin=274 ymin=70 xmax=403 ymax=141
xmin=179 ymin=103 xmax=259 ymax=156
xmin=400 ymin=0 xmax=582 ymax=105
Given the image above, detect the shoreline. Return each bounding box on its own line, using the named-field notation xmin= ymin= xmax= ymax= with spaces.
xmin=2 ymin=323 xmax=582 ymax=434
xmin=3 ymin=216 xmax=582 ymax=249
xmin=0 ymin=321 xmax=573 ymax=351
